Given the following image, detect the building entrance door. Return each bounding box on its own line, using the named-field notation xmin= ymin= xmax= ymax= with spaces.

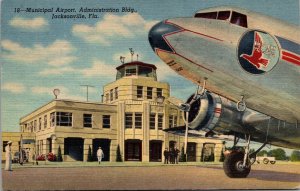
xmin=187 ymin=142 xmax=196 ymax=161
xmin=149 ymin=141 xmax=162 ymax=162
xmin=64 ymin=138 xmax=84 ymax=161
xmin=125 ymin=140 xmax=142 ymax=161
xmin=47 ymin=138 xmax=52 ymax=153
xmin=92 ymin=139 xmax=111 ymax=161
xmin=201 ymin=143 xmax=215 ymax=162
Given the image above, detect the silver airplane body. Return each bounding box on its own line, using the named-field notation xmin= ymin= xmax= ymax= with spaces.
xmin=149 ymin=6 xmax=300 ymax=178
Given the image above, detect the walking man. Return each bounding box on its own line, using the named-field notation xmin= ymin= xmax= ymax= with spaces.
xmin=97 ymin=147 xmax=104 ymax=164
xmin=5 ymin=141 xmax=12 ymax=171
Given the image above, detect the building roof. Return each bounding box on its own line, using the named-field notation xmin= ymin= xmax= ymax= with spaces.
xmin=116 ymin=61 xmax=157 ymax=70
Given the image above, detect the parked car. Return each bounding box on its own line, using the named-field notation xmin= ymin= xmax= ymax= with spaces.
xmin=256 ymin=156 xmax=276 ymax=164
xmin=12 ymin=152 xmax=20 ymax=163
xmin=12 ymin=150 xmax=28 ymax=163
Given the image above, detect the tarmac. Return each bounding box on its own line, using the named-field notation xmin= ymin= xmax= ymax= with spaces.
xmin=2 ymin=161 xmax=300 ymax=190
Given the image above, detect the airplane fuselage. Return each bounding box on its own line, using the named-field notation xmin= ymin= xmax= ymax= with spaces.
xmin=149 ymin=7 xmax=300 ymax=124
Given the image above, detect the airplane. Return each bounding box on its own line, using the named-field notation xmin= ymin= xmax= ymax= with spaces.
xmin=148 ymin=6 xmax=300 ymax=178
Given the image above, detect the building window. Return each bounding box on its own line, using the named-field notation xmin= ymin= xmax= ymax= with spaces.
xmin=169 ymin=115 xmax=173 ymax=128
xmin=34 ymin=120 xmax=37 ymax=132
xmin=147 ymin=87 xmax=153 ymax=99
xmin=157 ymin=88 xmax=162 ymax=98
xmin=102 ymin=115 xmax=111 ymax=128
xmin=50 ymin=112 xmax=55 ymax=127
xmin=174 ymin=116 xmax=178 ymax=127
xmin=30 ymin=121 xmax=33 ymax=132
xmin=44 ymin=115 xmax=47 ymax=129
xmin=110 ymin=89 xmax=113 ymax=101
xmin=56 ymin=112 xmax=72 ymax=126
xmin=106 ymin=93 xmax=109 ymax=102
xmin=137 ymin=86 xmax=143 ymax=98
xmin=150 ymin=113 xmax=156 ymax=129
xmin=125 ymin=66 xmax=137 ymax=76
xmin=125 ymin=113 xmax=133 ymax=128
xmin=158 ymin=114 xmax=163 ymax=130
xmin=24 ymin=124 xmax=27 ymax=132
xmin=115 ymin=87 xmax=118 ymax=100
xmin=83 ymin=114 xmax=92 ymax=128
xmin=39 ymin=117 xmax=42 ymax=130
xmin=135 ymin=113 xmax=142 ymax=129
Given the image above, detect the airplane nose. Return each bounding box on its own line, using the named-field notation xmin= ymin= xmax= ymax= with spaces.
xmin=148 ymin=20 xmax=181 ymax=52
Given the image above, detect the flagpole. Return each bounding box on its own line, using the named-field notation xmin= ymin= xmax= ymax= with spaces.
xmin=20 ymin=134 xmax=23 ymax=165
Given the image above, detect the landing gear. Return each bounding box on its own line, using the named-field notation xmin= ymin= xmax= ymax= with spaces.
xmin=223 ymin=151 xmax=251 ymax=178
xmin=223 ymin=134 xmax=267 ymax=178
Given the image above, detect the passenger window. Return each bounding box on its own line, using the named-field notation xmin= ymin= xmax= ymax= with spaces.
xmin=230 ymin=11 xmax=247 ymax=28
xmin=217 ymin=11 xmax=230 ymax=20
xmin=195 ymin=12 xmax=217 ymax=19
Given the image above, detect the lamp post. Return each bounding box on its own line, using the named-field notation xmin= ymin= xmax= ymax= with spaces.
xmin=53 ymin=89 xmax=60 ymax=99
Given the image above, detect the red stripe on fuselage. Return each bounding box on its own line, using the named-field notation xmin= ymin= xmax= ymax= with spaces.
xmin=165 ymin=20 xmax=223 ymax=42
xmin=282 ymin=50 xmax=300 ymax=66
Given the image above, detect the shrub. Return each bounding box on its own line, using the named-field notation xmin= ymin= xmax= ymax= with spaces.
xmin=116 ymin=144 xmax=122 ymax=162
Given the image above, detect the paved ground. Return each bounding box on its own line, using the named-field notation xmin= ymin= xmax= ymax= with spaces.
xmin=2 ymin=162 xmax=300 ymax=190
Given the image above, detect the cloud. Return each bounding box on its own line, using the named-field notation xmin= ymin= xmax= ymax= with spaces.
xmin=1 ymin=39 xmax=76 ymax=66
xmin=72 ymin=13 xmax=158 ymax=45
xmin=153 ymin=61 xmax=178 ymax=80
xmin=38 ymin=66 xmax=76 ymax=76
xmin=39 ymin=60 xmax=115 ymax=78
xmin=2 ymin=82 xmax=25 ymax=93
xmin=81 ymin=60 xmax=116 ymax=77
xmin=31 ymin=86 xmax=85 ymax=101
xmin=9 ymin=17 xmax=48 ymax=30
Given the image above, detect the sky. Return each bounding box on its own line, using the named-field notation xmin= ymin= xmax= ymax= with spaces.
xmin=0 ymin=0 xmax=299 ymax=139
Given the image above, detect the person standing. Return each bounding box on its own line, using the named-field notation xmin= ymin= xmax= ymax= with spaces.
xmin=97 ymin=147 xmax=104 ymax=164
xmin=163 ymin=148 xmax=169 ymax=164
xmin=174 ymin=147 xmax=180 ymax=164
xmin=5 ymin=141 xmax=13 ymax=171
xmin=169 ymin=148 xmax=174 ymax=164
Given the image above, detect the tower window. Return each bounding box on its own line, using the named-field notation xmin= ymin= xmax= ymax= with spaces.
xmin=137 ymin=86 xmax=143 ymax=98
xmin=158 ymin=114 xmax=163 ymax=130
xmin=157 ymin=88 xmax=162 ymax=98
xmin=125 ymin=66 xmax=137 ymax=76
xmin=135 ymin=113 xmax=142 ymax=129
xmin=147 ymin=87 xmax=153 ymax=99
xmin=125 ymin=113 xmax=133 ymax=128
xmin=115 ymin=87 xmax=118 ymax=100
xmin=169 ymin=115 xmax=173 ymax=128
xmin=150 ymin=113 xmax=156 ymax=129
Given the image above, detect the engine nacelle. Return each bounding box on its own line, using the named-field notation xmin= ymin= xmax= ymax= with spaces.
xmin=185 ymin=92 xmax=247 ymax=134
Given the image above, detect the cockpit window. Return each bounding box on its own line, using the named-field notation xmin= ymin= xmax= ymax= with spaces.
xmin=195 ymin=12 xmax=217 ymax=19
xmin=230 ymin=11 xmax=247 ymax=28
xmin=217 ymin=11 xmax=230 ymax=20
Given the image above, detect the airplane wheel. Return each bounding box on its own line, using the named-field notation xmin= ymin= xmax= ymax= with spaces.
xmin=263 ymin=158 xmax=269 ymax=164
xmin=223 ymin=152 xmax=251 ymax=178
xmin=270 ymin=161 xmax=276 ymax=164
